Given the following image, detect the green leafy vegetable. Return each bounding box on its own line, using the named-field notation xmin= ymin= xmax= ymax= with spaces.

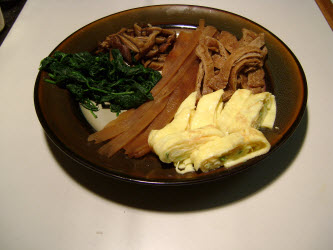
xmin=39 ymin=49 xmax=162 ymax=116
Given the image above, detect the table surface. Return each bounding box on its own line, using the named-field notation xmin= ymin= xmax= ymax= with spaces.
xmin=1 ymin=0 xmax=333 ymax=249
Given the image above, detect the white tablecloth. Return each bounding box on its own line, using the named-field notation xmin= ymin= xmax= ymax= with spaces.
xmin=1 ymin=0 xmax=332 ymax=249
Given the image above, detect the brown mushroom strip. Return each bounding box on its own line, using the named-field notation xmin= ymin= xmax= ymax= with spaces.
xmin=132 ymin=36 xmax=149 ymax=43
xmin=145 ymin=45 xmax=160 ymax=58
xmin=118 ymin=34 xmax=140 ymax=53
xmin=143 ymin=59 xmax=152 ymax=68
xmin=107 ymin=35 xmax=132 ymax=63
xmin=96 ymin=23 xmax=178 ymax=70
xmin=121 ymin=33 xmax=145 ymax=49
xmin=145 ymin=26 xmax=162 ymax=34
xmin=133 ymin=23 xmax=142 ymax=36
xmin=161 ymin=29 xmax=176 ymax=36
xmin=125 ymin=28 xmax=135 ymax=36
xmin=146 ymin=61 xmax=164 ymax=71
xmin=159 ymin=33 xmax=176 ymax=53
xmin=135 ymin=30 xmax=161 ymax=61
xmin=156 ymin=54 xmax=167 ymax=62
xmin=155 ymin=36 xmax=167 ymax=44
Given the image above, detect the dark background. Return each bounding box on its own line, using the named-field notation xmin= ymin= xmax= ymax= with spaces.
xmin=0 ymin=0 xmax=27 ymax=46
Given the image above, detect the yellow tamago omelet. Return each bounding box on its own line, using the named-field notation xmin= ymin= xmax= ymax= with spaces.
xmin=148 ymin=89 xmax=276 ymax=174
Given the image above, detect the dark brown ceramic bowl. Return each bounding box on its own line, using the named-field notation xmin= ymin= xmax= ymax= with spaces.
xmin=34 ymin=5 xmax=307 ymax=185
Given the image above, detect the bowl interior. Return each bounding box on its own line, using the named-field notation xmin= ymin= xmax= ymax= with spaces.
xmin=34 ymin=5 xmax=307 ymax=185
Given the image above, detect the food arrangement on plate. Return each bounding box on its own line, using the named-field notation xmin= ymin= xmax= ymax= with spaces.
xmin=34 ymin=5 xmax=307 ymax=184
xmin=39 ymin=19 xmax=277 ymax=174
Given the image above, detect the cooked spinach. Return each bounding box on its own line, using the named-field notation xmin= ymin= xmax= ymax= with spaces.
xmin=39 ymin=49 xmax=162 ymax=117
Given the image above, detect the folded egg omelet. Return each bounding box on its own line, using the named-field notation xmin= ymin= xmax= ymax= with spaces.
xmin=148 ymin=89 xmax=276 ymax=174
